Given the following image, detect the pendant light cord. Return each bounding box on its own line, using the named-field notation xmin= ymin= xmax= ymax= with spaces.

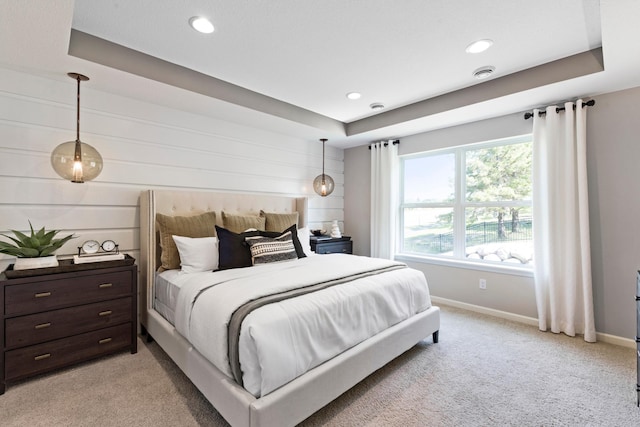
xmin=75 ymin=74 xmax=81 ymax=142
xmin=66 ymin=72 xmax=89 ymax=165
xmin=322 ymin=140 xmax=325 ymax=178
xmin=66 ymin=72 xmax=89 ymax=143
xmin=321 ymin=138 xmax=327 ymax=181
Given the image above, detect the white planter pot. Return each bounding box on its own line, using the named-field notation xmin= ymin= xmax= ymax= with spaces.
xmin=13 ymin=255 xmax=59 ymax=270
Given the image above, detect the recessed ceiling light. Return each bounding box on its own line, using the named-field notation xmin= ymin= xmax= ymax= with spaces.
xmin=473 ymin=66 xmax=495 ymax=79
xmin=465 ymin=39 xmax=493 ymax=54
xmin=370 ymin=103 xmax=385 ymax=110
xmin=189 ymin=16 xmax=214 ymax=34
xmin=346 ymin=92 xmax=361 ymax=100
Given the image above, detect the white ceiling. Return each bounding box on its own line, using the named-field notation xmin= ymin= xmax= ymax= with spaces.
xmin=1 ymin=0 xmax=640 ymax=148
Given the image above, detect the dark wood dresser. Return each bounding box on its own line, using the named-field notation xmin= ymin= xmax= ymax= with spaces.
xmin=1 ymin=262 xmax=137 ymax=394
xmin=310 ymin=236 xmax=353 ymax=255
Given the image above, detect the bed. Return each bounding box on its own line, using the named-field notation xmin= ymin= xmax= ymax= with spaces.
xmin=139 ymin=189 xmax=440 ymax=427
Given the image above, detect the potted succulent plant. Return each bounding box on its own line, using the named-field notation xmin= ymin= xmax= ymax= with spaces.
xmin=0 ymin=221 xmax=75 ymax=270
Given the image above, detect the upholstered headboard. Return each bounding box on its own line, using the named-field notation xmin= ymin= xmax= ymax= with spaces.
xmin=139 ymin=189 xmax=308 ymax=328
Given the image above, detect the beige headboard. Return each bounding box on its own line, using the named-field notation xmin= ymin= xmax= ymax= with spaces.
xmin=139 ymin=189 xmax=308 ymax=328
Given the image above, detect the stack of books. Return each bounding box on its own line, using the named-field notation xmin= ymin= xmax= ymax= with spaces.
xmin=73 ymin=252 xmax=126 ymax=264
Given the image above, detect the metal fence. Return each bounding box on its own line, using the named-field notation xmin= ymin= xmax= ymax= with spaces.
xmin=405 ymin=217 xmax=532 ymax=254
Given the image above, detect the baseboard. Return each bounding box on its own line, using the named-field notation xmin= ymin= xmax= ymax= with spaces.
xmin=431 ymin=296 xmax=539 ymax=326
xmin=595 ymin=331 xmax=635 ymax=349
xmin=431 ymin=296 xmax=635 ymax=349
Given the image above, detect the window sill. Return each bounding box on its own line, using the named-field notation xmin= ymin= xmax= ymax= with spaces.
xmin=394 ymin=254 xmax=534 ymax=278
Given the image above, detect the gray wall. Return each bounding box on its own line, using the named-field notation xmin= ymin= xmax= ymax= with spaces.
xmin=344 ymin=86 xmax=640 ymax=340
xmin=344 ymin=147 xmax=371 ymax=256
xmin=587 ymin=86 xmax=640 ymax=339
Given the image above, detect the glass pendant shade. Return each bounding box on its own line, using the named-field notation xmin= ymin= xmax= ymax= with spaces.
xmin=51 ymin=72 xmax=102 ymax=183
xmin=313 ymin=138 xmax=334 ymax=197
xmin=313 ymin=173 xmax=335 ymax=197
xmin=51 ymin=140 xmax=103 ymax=183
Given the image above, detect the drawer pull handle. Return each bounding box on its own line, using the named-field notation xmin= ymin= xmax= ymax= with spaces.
xmin=99 ymin=283 xmax=113 ymax=288
xmin=98 ymin=310 xmax=113 ymax=317
xmin=34 ymin=353 xmax=51 ymax=361
xmin=34 ymin=292 xmax=51 ymax=298
xmin=99 ymin=338 xmax=112 ymax=344
xmin=35 ymin=322 xmax=51 ymax=329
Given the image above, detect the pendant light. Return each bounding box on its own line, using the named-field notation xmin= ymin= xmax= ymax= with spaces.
xmin=51 ymin=73 xmax=103 ymax=183
xmin=313 ymin=138 xmax=335 ymax=197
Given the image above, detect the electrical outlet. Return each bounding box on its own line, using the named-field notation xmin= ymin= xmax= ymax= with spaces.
xmin=479 ymin=279 xmax=487 ymax=289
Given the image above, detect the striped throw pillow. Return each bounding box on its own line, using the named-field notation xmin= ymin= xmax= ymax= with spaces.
xmin=245 ymin=231 xmax=298 ymax=265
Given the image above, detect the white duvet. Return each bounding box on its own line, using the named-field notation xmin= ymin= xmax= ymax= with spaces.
xmin=174 ymin=254 xmax=432 ymax=397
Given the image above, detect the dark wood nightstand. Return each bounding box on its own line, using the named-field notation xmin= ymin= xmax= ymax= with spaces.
xmin=310 ymin=236 xmax=353 ymax=254
xmin=0 ymin=260 xmax=137 ymax=394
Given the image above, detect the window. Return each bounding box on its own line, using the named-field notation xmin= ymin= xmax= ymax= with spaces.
xmin=400 ymin=135 xmax=533 ymax=267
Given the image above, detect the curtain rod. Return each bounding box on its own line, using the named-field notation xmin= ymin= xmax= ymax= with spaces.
xmin=368 ymin=140 xmax=399 ymax=150
xmin=524 ymin=99 xmax=595 ymax=120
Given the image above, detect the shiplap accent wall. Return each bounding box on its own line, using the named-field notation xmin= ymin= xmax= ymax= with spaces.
xmin=0 ymin=67 xmax=344 ymax=267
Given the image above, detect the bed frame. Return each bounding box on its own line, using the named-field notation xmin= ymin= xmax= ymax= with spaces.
xmin=139 ymin=189 xmax=440 ymax=427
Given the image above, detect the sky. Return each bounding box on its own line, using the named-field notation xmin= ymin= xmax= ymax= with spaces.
xmin=403 ymin=153 xmax=455 ymax=203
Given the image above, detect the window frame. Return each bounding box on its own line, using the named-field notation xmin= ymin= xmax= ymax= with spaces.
xmin=398 ymin=134 xmax=533 ymax=274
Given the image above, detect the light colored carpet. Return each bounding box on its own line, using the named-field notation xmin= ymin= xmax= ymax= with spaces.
xmin=0 ymin=305 xmax=637 ymax=426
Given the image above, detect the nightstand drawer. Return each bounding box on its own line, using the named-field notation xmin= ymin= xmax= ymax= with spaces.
xmin=315 ymin=241 xmax=353 ymax=254
xmin=5 ymin=323 xmax=131 ymax=381
xmin=4 ymin=271 xmax=132 ymax=316
xmin=5 ymin=297 xmax=132 ymax=349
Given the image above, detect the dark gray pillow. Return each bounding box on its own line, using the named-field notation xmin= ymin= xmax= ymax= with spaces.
xmin=215 ymin=226 xmax=260 ymax=270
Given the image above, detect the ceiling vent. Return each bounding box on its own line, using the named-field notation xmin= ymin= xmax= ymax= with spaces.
xmin=473 ymin=66 xmax=495 ymax=80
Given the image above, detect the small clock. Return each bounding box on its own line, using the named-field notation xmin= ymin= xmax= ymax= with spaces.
xmin=78 ymin=239 xmax=119 ymax=257
xmin=101 ymin=239 xmax=117 ymax=252
xmin=81 ymin=239 xmax=100 ymax=254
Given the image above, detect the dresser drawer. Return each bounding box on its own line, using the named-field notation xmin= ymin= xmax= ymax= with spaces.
xmin=4 ymin=323 xmax=131 ymax=381
xmin=315 ymin=241 xmax=353 ymax=254
xmin=4 ymin=271 xmax=132 ymax=316
xmin=5 ymin=297 xmax=132 ymax=349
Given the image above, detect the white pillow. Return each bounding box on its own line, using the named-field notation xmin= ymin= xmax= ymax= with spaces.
xmin=172 ymin=235 xmax=219 ymax=273
xmin=297 ymin=227 xmax=315 ymax=257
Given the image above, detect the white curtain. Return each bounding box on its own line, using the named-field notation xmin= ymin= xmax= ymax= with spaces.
xmin=370 ymin=141 xmax=399 ymax=259
xmin=532 ymin=99 xmax=596 ymax=342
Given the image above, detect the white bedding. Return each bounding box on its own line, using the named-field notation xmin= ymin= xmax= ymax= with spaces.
xmin=154 ymin=269 xmax=183 ymax=323
xmin=173 ymin=254 xmax=432 ymax=397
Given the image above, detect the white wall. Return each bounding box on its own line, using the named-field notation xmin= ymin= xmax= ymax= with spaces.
xmin=344 ymin=86 xmax=640 ymax=340
xmin=0 ymin=67 xmax=344 ymax=268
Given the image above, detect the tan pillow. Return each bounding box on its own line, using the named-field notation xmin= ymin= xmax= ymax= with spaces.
xmin=156 ymin=211 xmax=216 ymax=271
xmin=221 ymin=212 xmax=266 ymax=233
xmin=260 ymin=210 xmax=299 ymax=232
